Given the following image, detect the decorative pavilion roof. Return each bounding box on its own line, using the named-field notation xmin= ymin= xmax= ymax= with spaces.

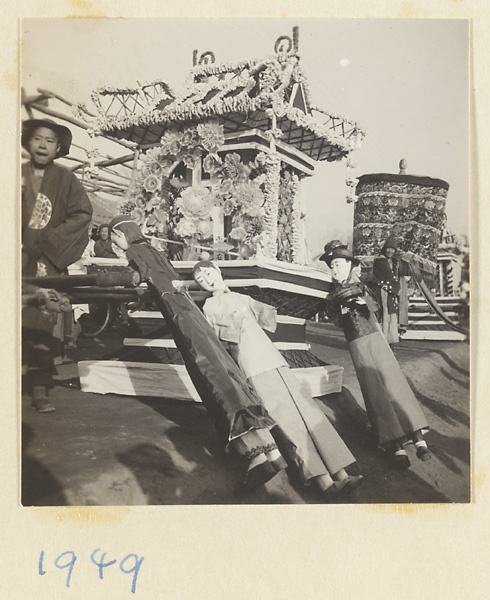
xmin=93 ymin=51 xmax=365 ymax=162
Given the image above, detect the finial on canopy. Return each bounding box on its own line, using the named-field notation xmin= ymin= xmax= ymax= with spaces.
xmin=274 ymin=26 xmax=299 ymax=54
xmin=193 ymin=50 xmax=216 ymax=66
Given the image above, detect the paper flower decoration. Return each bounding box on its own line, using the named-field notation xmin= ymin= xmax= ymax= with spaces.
xmin=177 ymin=186 xmax=213 ymax=221
xmin=175 ymin=217 xmax=197 ymax=238
xmin=223 ymin=198 xmax=236 ymax=216
xmin=197 ymin=121 xmax=225 ymax=153
xmin=203 ymin=154 xmax=222 ymax=174
xmin=235 ymin=181 xmax=265 ymax=218
xmin=131 ymin=207 xmax=145 ymax=225
xmin=196 ymin=219 xmax=213 ymax=239
xmin=229 ymin=226 xmax=247 ymax=241
xmin=143 ymin=174 xmax=160 ymax=193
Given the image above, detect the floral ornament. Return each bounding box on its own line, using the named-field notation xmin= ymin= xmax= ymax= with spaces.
xmin=181 ymin=129 xmax=195 ymax=147
xmin=85 ymin=165 xmax=100 ymax=179
xmin=218 ymin=178 xmax=233 ymax=196
xmin=149 ymin=162 xmax=163 ymax=176
xmin=203 ymin=153 xmax=222 ymax=174
xmin=197 ymin=120 xmax=225 ymax=153
xmin=135 ymin=194 xmax=147 ymax=208
xmin=229 ymin=226 xmax=247 ymax=242
xmin=157 ymin=155 xmax=176 ymax=172
xmin=118 ymin=199 xmax=136 ymax=215
xmin=183 ymin=149 xmax=202 ymax=170
xmin=28 ymin=193 xmax=52 ymax=229
xmin=242 ymin=214 xmax=264 ymax=240
xmin=131 ymin=207 xmax=145 ymax=225
xmin=169 ymin=140 xmax=181 ymax=155
xmin=177 ymin=185 xmax=213 ymax=221
xmin=259 ymin=64 xmax=280 ymax=92
xmin=175 ymin=217 xmax=197 ymax=238
xmin=153 ymin=208 xmax=168 ymax=224
xmin=196 ymin=219 xmax=213 ymax=239
xmin=234 ymin=181 xmax=265 ymax=218
xmin=160 ymin=129 xmax=182 ymax=154
xmin=143 ymin=174 xmax=160 ymax=194
xmin=221 ymin=152 xmax=250 ymax=182
xmin=345 ymin=173 xmax=359 ymax=204
xmin=146 ymin=213 xmax=158 ymax=226
xmin=223 ymin=198 xmax=236 ymax=216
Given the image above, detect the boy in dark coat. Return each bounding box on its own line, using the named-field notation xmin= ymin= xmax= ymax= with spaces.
xmin=21 ymin=118 xmax=92 ymax=411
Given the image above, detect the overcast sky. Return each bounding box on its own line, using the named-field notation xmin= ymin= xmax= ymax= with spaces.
xmin=22 ymin=18 xmax=469 ymax=261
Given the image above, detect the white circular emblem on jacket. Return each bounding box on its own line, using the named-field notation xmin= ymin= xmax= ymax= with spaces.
xmin=28 ymin=193 xmax=52 ymax=229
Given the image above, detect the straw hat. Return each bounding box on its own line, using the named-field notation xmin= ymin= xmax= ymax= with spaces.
xmin=21 ymin=118 xmax=72 ymax=157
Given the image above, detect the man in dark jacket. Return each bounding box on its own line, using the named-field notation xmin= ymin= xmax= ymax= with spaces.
xmin=21 ymin=118 xmax=93 ymax=411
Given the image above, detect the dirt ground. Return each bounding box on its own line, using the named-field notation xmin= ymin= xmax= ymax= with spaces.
xmin=21 ymin=323 xmax=470 ymax=506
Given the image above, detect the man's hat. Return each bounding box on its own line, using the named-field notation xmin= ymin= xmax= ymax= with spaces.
xmin=381 ymin=235 xmax=398 ymax=253
xmin=319 ymin=239 xmax=360 ymax=267
xmin=21 ymin=118 xmax=72 ymax=157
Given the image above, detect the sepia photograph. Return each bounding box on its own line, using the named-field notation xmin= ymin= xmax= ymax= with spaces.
xmin=21 ymin=18 xmax=470 ymax=507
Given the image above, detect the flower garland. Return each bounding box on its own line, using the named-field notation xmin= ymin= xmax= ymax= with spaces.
xmin=95 ymin=53 xmax=365 ymax=160
xmin=276 ymin=169 xmax=301 ymax=262
xmin=345 ymin=155 xmax=359 ymax=204
xmin=289 ymin=173 xmax=302 ymax=263
xmin=261 ymin=152 xmax=282 ymax=258
xmin=91 ymin=79 xmax=174 ymax=117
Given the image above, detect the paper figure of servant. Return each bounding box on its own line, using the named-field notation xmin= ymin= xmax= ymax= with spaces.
xmin=320 ymin=240 xmax=431 ymax=469
xmin=193 ymin=260 xmax=363 ymax=500
xmin=109 ymin=216 xmax=287 ymax=491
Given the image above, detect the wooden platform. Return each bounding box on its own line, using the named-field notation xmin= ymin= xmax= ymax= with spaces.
xmin=79 ymin=360 xmax=344 ymax=401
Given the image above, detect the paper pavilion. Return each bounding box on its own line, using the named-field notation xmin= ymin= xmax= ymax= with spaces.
xmin=93 ymin=28 xmax=364 ymax=266
xmin=79 ymin=29 xmax=365 ymax=400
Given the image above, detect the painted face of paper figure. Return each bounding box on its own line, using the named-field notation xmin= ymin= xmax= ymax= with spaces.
xmin=330 ymin=257 xmax=352 ymax=283
xmin=111 ymin=228 xmax=129 ymax=250
xmin=193 ymin=266 xmax=226 ymax=293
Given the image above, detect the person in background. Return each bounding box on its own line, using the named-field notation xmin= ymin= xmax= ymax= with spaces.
xmin=193 ymin=260 xmax=364 ymax=500
xmin=321 ymin=240 xmax=431 ymax=470
xmin=22 ymin=283 xmax=71 ymax=412
xmin=94 ymin=223 xmax=118 ymax=259
xmin=81 ymin=224 xmax=97 ymax=259
xmin=21 ymin=118 xmax=93 ymax=412
xmin=372 ymin=236 xmax=410 ymax=348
